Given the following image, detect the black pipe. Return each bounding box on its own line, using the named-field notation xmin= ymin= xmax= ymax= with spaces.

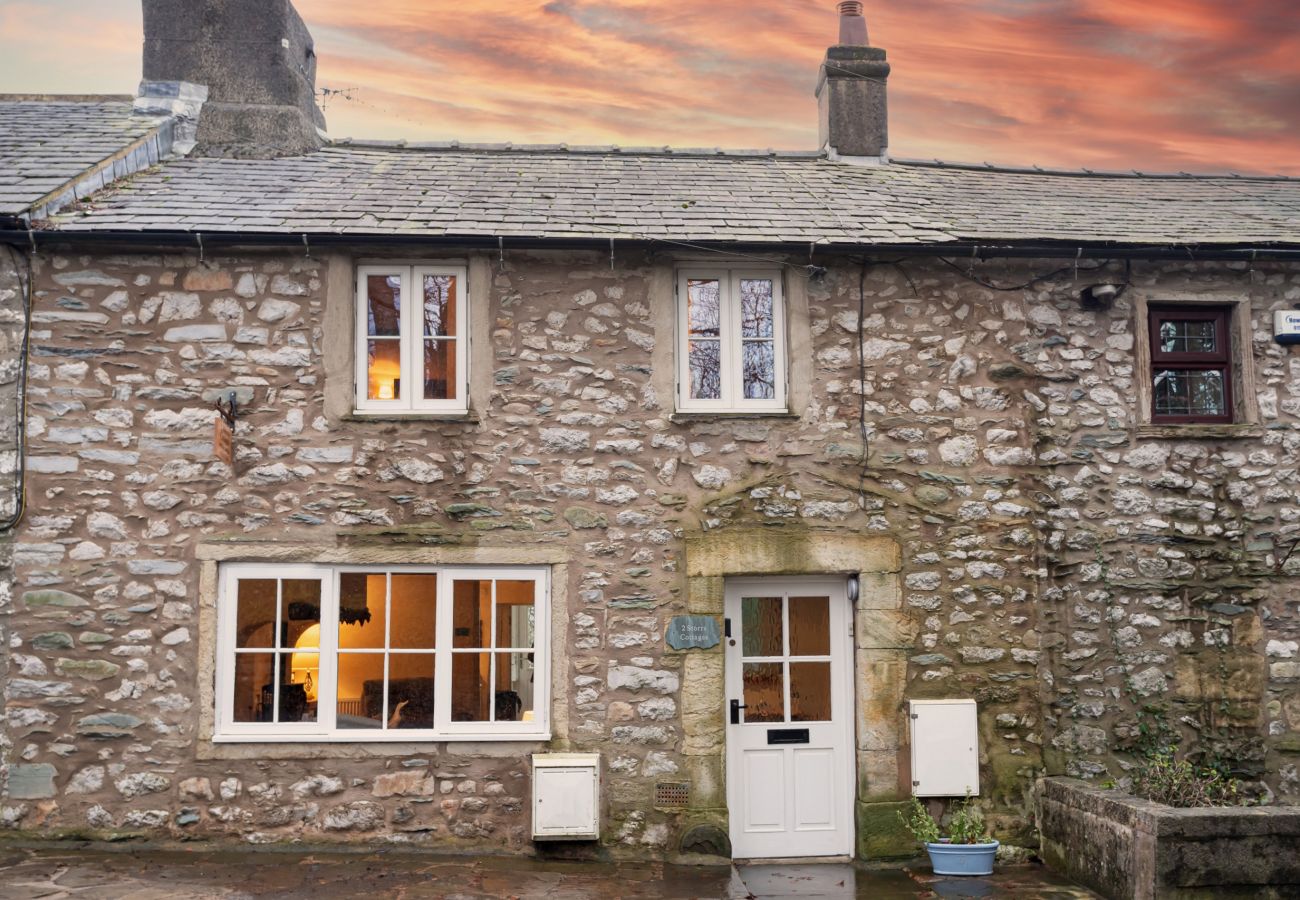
xmin=2 ymin=228 xmax=1300 ymax=262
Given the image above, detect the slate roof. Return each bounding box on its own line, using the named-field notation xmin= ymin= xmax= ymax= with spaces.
xmin=0 ymin=97 xmax=173 ymax=220
xmin=38 ymin=141 xmax=1300 ymax=248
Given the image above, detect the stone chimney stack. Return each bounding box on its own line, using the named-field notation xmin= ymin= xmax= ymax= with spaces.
xmin=815 ymin=1 xmax=890 ymax=162
xmin=138 ymin=0 xmax=327 ymax=158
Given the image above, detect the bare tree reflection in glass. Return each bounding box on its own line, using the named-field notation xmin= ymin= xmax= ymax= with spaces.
xmin=688 ymin=279 xmax=722 ymax=399
xmin=740 ymin=279 xmax=775 ymax=399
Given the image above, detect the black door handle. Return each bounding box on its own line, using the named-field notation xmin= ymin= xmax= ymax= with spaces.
xmin=730 ymin=699 xmax=746 ymax=725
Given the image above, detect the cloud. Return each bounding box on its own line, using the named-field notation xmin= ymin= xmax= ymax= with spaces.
xmin=0 ymin=0 xmax=1296 ymax=174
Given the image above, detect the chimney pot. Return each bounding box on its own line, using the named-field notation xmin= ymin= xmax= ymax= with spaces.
xmin=837 ymin=1 xmax=869 ymax=45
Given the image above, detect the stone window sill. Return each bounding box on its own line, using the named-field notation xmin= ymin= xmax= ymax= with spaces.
xmin=670 ymin=411 xmax=800 ymax=424
xmin=1135 ymin=423 xmax=1265 ymax=441
xmin=343 ymin=411 xmax=480 ymax=424
xmin=197 ymin=738 xmax=551 ymax=761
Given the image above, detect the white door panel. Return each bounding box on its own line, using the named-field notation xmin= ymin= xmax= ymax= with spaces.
xmin=725 ymin=578 xmax=854 ymax=859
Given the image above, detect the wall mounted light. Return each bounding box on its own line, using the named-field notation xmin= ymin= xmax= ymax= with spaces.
xmin=1080 ymin=283 xmax=1120 ymax=310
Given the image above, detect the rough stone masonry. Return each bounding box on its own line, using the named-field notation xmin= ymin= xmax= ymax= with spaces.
xmin=0 ymin=244 xmax=1297 ymax=857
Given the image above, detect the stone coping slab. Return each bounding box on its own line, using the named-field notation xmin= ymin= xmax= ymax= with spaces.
xmin=1041 ymin=776 xmax=1300 ymax=838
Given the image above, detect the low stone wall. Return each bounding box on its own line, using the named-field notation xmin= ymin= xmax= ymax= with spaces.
xmin=1038 ymin=776 xmax=1300 ymax=899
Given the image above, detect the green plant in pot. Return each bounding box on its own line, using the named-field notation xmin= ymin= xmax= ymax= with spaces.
xmin=898 ymin=793 xmax=999 ymax=876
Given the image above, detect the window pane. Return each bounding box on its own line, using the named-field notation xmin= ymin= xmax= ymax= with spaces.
xmin=387 ymin=653 xmax=435 ymax=729
xmin=789 ymin=662 xmax=831 ymax=722
xmin=366 ymin=274 xmax=401 ymax=337
xmin=740 ymin=279 xmax=774 ymax=338
xmin=280 ymin=651 xmax=317 ymax=722
xmin=496 ymin=580 xmax=536 ymax=649
xmin=390 ymin=574 xmax=437 ymax=650
xmin=495 ymin=653 xmax=536 ymax=721
xmin=366 ymin=340 xmax=401 ymax=401
xmin=423 ymin=339 xmax=456 ymax=401
xmin=337 ymin=653 xmax=385 ymax=729
xmin=281 ymin=580 xmax=320 ymax=649
xmin=233 ymin=652 xmax=275 ymax=722
xmin=743 ymin=662 xmax=784 ymax=723
xmin=742 ymin=341 xmax=775 ymax=400
xmin=687 ymin=279 xmax=721 ymax=336
xmin=453 ymin=580 xmax=491 ymax=648
xmin=1158 ymin=319 xmax=1217 ymax=354
xmin=742 ymin=596 xmax=783 ymax=657
xmin=1153 ymin=369 xmax=1227 ymax=417
xmin=452 ymin=652 xmax=491 ymax=722
xmin=788 ymin=596 xmax=830 ymax=656
xmin=339 ymin=573 xmax=386 ymax=650
xmin=689 ymin=340 xmax=722 ymax=400
xmin=235 ymin=579 xmax=277 ymax=649
xmin=423 ymin=274 xmax=457 ymax=337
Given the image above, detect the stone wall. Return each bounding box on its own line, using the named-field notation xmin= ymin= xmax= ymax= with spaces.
xmin=0 ymin=245 xmax=1295 ymax=854
xmin=1039 ymin=776 xmax=1300 ymax=898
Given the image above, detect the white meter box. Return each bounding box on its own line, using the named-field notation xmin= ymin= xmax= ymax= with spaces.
xmin=532 ymin=753 xmax=601 ymax=840
xmin=909 ymin=699 xmax=980 ymax=797
xmin=1274 ymin=310 xmax=1300 ymax=345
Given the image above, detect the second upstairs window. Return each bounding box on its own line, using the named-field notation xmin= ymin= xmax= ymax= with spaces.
xmin=677 ymin=268 xmax=786 ymax=412
xmin=356 ymin=264 xmax=468 ymax=414
xmin=1149 ymin=305 xmax=1233 ymax=424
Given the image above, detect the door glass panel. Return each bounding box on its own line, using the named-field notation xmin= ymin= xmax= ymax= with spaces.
xmin=788 ymin=596 xmax=830 ymax=656
xmin=743 ymin=662 xmax=785 ymax=723
xmin=741 ymin=596 xmax=783 ymax=657
xmin=789 ymin=662 xmax=832 ymax=722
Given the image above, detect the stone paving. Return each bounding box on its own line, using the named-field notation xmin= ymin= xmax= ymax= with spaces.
xmin=0 ymin=845 xmax=1098 ymax=899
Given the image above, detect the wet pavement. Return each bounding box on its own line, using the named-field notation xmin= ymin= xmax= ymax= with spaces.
xmin=0 ymin=844 xmax=1099 ymax=899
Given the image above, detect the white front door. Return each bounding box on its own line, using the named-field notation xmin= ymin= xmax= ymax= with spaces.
xmin=724 ymin=578 xmax=855 ymax=859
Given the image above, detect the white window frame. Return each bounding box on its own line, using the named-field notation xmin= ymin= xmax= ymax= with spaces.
xmin=214 ymin=563 xmax=550 ymax=742
xmin=354 ymin=263 xmax=469 ymax=414
xmin=676 ymin=267 xmax=787 ymax=413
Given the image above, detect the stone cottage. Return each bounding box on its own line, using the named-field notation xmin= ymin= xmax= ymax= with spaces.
xmin=1 ymin=0 xmax=1298 ymax=861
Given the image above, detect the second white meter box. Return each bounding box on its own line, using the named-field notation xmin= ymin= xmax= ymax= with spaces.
xmin=532 ymin=752 xmax=600 ymax=840
xmin=909 ymin=699 xmax=979 ymax=797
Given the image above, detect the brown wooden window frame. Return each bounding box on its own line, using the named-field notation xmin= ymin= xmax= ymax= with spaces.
xmin=1148 ymin=305 xmax=1233 ymax=424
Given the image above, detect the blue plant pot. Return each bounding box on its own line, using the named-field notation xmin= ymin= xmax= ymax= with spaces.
xmin=924 ymin=840 xmax=999 ymax=876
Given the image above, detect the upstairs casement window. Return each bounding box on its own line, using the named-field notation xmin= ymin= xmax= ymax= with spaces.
xmin=215 ymin=564 xmax=548 ymax=742
xmin=355 ymin=264 xmax=468 ymax=413
xmin=1149 ymin=306 xmax=1233 ymax=424
xmin=677 ymin=268 xmax=787 ymax=412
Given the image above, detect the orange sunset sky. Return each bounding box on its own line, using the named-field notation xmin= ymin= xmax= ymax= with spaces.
xmin=2 ymin=0 xmax=1298 ymax=174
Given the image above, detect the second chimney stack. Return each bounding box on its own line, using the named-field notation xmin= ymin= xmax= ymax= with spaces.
xmin=816 ymin=1 xmax=890 ymax=161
